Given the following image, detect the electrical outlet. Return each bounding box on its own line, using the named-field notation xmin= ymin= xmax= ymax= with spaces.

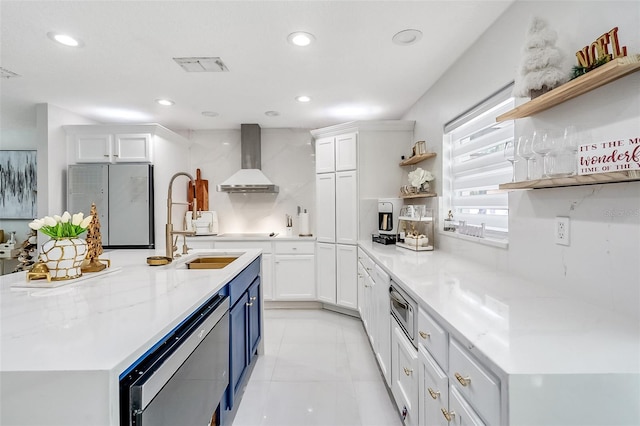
xmin=555 ymin=216 xmax=570 ymax=246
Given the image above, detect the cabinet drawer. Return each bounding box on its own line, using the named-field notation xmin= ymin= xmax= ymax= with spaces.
xmin=448 ymin=387 xmax=485 ymax=426
xmin=449 ymin=339 xmax=500 ymax=426
xmin=274 ymin=241 xmax=314 ymax=254
xmin=419 ymin=346 xmax=449 ymax=426
xmin=357 ymin=250 xmax=374 ymax=275
xmin=215 ymin=241 xmax=272 ymax=254
xmin=418 ymin=307 xmax=448 ymax=369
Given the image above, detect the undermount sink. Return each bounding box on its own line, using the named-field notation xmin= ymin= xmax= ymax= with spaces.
xmin=185 ymin=256 xmax=240 ymax=270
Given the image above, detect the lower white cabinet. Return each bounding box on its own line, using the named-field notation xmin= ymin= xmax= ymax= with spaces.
xmin=391 ymin=324 xmax=419 ymax=426
xmin=336 ymin=244 xmax=357 ymax=309
xmin=448 ymin=387 xmax=486 ymax=426
xmin=316 ymin=243 xmax=337 ymax=303
xmin=274 ymin=241 xmax=315 ymax=300
xmin=418 ymin=346 xmax=449 ymax=426
xmin=215 ymin=241 xmax=274 ymax=301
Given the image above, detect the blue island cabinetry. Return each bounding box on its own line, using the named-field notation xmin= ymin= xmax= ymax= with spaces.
xmin=225 ymin=256 xmax=262 ymax=418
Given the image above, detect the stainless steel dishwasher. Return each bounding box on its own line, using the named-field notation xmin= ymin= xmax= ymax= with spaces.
xmin=119 ymin=293 xmax=229 ymax=426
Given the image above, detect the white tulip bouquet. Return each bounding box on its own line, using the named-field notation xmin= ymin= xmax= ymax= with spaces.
xmin=29 ymin=211 xmax=93 ymax=239
xmin=407 ymin=167 xmax=434 ymax=189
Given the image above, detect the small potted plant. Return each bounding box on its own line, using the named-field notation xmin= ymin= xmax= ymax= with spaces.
xmin=29 ymin=211 xmax=92 ymax=280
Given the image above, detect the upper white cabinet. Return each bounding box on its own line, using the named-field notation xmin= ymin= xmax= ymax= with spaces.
xmin=335 ymin=132 xmax=357 ymax=171
xmin=315 ymin=137 xmax=336 ymax=173
xmin=73 ymin=132 xmax=152 ymax=163
xmin=315 ymin=132 xmax=357 ymax=173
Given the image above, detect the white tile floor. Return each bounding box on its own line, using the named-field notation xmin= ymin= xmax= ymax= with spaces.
xmin=232 ymin=308 xmax=402 ymax=426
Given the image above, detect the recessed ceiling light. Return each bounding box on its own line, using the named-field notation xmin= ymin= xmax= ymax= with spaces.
xmin=202 ymin=111 xmax=219 ymax=117
xmin=156 ymin=99 xmax=174 ymax=106
xmin=392 ymin=29 xmax=423 ymax=46
xmin=265 ymin=111 xmax=280 ymax=117
xmin=296 ymin=95 xmax=311 ymax=103
xmin=287 ymin=32 xmax=315 ymax=47
xmin=47 ymin=32 xmax=83 ymax=47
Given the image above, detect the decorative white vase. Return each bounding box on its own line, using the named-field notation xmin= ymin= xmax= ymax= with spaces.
xmin=40 ymin=238 xmax=88 ymax=281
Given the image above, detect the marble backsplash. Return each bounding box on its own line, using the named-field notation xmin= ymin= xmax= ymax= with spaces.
xmin=187 ymin=128 xmax=316 ymax=236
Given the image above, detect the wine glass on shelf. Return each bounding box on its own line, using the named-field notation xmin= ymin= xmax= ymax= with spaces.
xmin=516 ymin=135 xmax=535 ymax=180
xmin=531 ymin=129 xmax=553 ymax=177
xmin=503 ymin=139 xmax=518 ymax=182
xmin=562 ymin=125 xmax=580 ymax=175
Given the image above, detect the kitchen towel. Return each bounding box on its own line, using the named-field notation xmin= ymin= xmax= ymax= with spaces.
xmin=299 ymin=212 xmax=310 ymax=236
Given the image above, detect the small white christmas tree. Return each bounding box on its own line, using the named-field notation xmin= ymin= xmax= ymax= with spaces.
xmin=513 ymin=16 xmax=568 ymax=98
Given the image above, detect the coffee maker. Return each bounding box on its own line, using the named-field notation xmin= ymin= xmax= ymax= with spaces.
xmin=372 ymin=198 xmax=403 ymax=245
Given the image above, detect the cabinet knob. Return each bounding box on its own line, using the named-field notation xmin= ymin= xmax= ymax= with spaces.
xmin=455 ymin=372 xmax=471 ymax=387
xmin=441 ymin=408 xmax=455 ymax=422
xmin=419 ymin=330 xmax=430 ymax=339
xmin=103 ymin=154 xmax=109 ymax=157
xmin=246 ymin=302 xmax=253 ymax=307
xmin=250 ymin=296 xmax=257 ymax=301
xmin=403 ymin=367 xmax=413 ymax=376
xmin=427 ymin=387 xmax=440 ymax=400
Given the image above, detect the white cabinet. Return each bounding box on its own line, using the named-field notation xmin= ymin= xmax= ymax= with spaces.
xmin=418 ymin=347 xmax=449 ymax=426
xmin=274 ymin=241 xmax=315 ymax=300
xmin=336 ymin=244 xmax=357 ymax=309
xmin=315 ymin=137 xmax=335 ymax=173
xmin=448 ymin=387 xmax=486 ymax=426
xmin=74 ymin=132 xmax=152 ymax=163
xmin=335 ymin=170 xmax=357 ymax=245
xmin=335 ymin=132 xmax=357 ymax=171
xmin=316 ymin=242 xmax=336 ymax=304
xmin=373 ymin=264 xmax=391 ymax=386
xmin=315 ymin=173 xmax=336 ymax=243
xmin=392 ymin=324 xmax=419 ymax=426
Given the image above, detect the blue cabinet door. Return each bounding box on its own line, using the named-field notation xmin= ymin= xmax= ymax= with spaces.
xmin=228 ymin=292 xmax=248 ymax=409
xmin=248 ymin=277 xmax=261 ymax=358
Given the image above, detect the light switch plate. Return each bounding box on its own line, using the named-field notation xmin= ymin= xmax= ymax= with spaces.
xmin=555 ymin=216 xmax=570 ymax=246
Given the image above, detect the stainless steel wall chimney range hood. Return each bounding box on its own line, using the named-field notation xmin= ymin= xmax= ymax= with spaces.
xmin=217 ymin=124 xmax=279 ymax=193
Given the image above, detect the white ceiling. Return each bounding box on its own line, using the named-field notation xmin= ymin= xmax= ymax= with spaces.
xmin=0 ymin=1 xmax=514 ymax=132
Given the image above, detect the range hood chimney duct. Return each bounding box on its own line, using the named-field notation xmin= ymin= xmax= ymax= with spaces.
xmin=217 ymin=124 xmax=279 ymax=193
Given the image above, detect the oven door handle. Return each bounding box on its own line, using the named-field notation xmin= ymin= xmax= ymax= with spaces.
xmin=389 ymin=289 xmax=409 ymax=310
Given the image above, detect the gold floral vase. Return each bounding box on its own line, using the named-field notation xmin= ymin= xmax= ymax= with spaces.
xmin=40 ymin=238 xmax=88 ymax=281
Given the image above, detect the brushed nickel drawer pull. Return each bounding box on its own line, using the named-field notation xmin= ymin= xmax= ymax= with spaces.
xmin=419 ymin=331 xmax=430 ymax=339
xmin=455 ymin=372 xmax=471 ymax=386
xmin=250 ymin=296 xmax=257 ymax=301
xmin=427 ymin=387 xmax=440 ymax=400
xmin=403 ymin=367 xmax=413 ymax=376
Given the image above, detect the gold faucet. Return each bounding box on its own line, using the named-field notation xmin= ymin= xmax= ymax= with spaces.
xmin=166 ymin=172 xmax=197 ymax=260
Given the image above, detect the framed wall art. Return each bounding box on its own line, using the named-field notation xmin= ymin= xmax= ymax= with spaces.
xmin=0 ymin=150 xmax=37 ymax=219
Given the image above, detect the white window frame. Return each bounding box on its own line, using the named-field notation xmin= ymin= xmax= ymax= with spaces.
xmin=442 ymin=83 xmax=515 ymax=248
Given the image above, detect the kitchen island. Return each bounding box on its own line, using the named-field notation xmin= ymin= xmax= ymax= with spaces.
xmin=0 ymin=248 xmax=262 ymax=426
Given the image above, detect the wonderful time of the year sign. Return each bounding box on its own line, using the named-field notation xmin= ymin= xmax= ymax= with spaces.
xmin=579 ymin=136 xmax=640 ymax=175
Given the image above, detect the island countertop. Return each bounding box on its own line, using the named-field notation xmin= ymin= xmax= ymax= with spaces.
xmin=0 ymin=248 xmax=261 ymax=374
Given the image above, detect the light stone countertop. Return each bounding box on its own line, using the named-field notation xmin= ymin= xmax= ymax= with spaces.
xmin=358 ymin=240 xmax=640 ymax=376
xmin=0 ymin=248 xmax=261 ymax=374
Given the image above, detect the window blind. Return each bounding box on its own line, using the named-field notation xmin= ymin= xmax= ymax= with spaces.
xmin=444 ymin=87 xmax=515 ymax=239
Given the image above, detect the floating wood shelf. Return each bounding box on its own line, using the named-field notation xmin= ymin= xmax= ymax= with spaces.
xmin=498 ymin=171 xmax=640 ymax=190
xmin=399 ymin=152 xmax=437 ymax=166
xmin=496 ymin=54 xmax=640 ymax=122
xmin=400 ymin=192 xmax=438 ymax=199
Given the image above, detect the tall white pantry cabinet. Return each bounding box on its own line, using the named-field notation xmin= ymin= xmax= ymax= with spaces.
xmin=312 ymin=121 xmax=415 ymax=310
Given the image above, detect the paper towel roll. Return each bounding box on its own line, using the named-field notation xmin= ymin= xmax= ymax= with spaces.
xmin=299 ymin=212 xmax=310 ymax=236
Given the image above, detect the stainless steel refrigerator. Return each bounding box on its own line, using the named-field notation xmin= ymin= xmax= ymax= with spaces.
xmin=67 ymin=164 xmax=154 ymax=248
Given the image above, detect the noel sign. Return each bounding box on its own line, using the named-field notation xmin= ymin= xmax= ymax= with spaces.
xmin=576 ymin=27 xmax=627 ymax=68
xmin=579 ymin=137 xmax=640 ymax=175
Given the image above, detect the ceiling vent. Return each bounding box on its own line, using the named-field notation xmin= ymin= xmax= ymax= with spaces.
xmin=173 ymin=57 xmax=229 ymax=72
xmin=1 ymin=67 xmax=20 ymax=79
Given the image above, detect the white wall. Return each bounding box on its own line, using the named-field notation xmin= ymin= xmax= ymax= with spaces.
xmin=401 ymin=1 xmax=640 ymax=319
xmin=188 ymin=128 xmax=316 ymax=235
